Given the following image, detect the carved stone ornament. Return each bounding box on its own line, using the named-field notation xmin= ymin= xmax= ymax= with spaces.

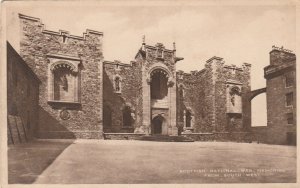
xmin=60 ymin=109 xmax=71 ymax=120
xmin=167 ymin=78 xmax=175 ymax=87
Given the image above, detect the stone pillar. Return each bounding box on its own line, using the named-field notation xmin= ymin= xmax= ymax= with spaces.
xmin=168 ymin=78 xmax=178 ymax=136
xmin=142 ymin=67 xmax=151 ymax=135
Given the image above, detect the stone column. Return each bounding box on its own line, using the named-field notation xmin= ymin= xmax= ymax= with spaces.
xmin=168 ymin=78 xmax=178 ymax=136
xmin=142 ymin=67 xmax=151 ymax=135
xmin=183 ymin=110 xmax=186 ymax=130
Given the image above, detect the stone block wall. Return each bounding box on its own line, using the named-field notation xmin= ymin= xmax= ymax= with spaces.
xmin=19 ymin=14 xmax=104 ymax=139
xmin=177 ymin=56 xmax=251 ymax=134
xmin=103 ymin=61 xmax=142 ymax=133
xmin=7 ymin=42 xmax=40 ymax=143
xmin=214 ymin=60 xmax=251 ymax=132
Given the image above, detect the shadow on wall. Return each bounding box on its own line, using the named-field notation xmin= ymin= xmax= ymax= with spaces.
xmin=37 ymin=106 xmax=76 ymax=139
xmin=8 ymin=139 xmax=74 ymax=184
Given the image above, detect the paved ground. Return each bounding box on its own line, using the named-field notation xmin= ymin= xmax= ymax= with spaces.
xmin=8 ymin=139 xmax=296 ymax=184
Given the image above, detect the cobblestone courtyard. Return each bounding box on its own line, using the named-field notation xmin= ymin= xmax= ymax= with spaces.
xmin=8 ymin=140 xmax=296 ymax=184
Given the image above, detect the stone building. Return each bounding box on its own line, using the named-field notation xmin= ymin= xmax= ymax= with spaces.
xmin=8 ymin=14 xmax=295 ymax=144
xmin=18 ymin=14 xmax=104 ymax=139
xmin=251 ymin=46 xmax=296 ymax=145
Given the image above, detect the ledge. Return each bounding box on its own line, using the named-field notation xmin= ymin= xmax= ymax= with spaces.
xmin=48 ymin=100 xmax=81 ymax=109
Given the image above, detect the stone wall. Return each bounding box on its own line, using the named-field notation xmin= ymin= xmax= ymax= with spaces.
xmin=7 ymin=42 xmax=40 ymax=144
xmin=19 ymin=14 xmax=104 ymax=139
xmin=103 ymin=61 xmax=142 ymax=133
xmin=177 ymin=56 xmax=251 ymax=134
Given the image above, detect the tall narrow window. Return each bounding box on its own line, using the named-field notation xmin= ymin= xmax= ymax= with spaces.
xmin=286 ymin=92 xmax=293 ymax=107
xmin=285 ymin=74 xmax=294 ymax=87
xmin=123 ymin=106 xmax=132 ymax=127
xmin=287 ymin=113 xmax=293 ymax=125
xmin=186 ymin=110 xmax=192 ymax=128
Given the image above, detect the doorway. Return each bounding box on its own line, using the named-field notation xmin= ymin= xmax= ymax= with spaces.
xmin=152 ymin=116 xmax=164 ymax=135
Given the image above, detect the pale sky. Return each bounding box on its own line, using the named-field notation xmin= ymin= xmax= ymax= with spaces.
xmin=4 ymin=1 xmax=297 ymax=126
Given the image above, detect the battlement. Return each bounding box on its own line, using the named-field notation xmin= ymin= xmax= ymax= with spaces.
xmin=19 ymin=13 xmax=103 ymax=41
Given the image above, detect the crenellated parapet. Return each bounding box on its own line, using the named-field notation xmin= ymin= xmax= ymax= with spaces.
xmin=19 ymin=14 xmax=103 ymax=42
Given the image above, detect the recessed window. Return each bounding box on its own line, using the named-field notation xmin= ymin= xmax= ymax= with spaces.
xmin=286 ymin=92 xmax=293 ymax=107
xmin=186 ymin=110 xmax=192 ymax=128
xmin=48 ymin=60 xmax=80 ymax=103
xmin=285 ymin=74 xmax=294 ymax=87
xmin=287 ymin=113 xmax=293 ymax=125
xmin=53 ymin=67 xmax=77 ymax=101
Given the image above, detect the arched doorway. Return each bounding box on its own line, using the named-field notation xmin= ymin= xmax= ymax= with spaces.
xmin=151 ymin=116 xmax=165 ymax=135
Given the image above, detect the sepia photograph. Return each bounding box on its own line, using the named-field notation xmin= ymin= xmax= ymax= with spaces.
xmin=1 ymin=0 xmax=298 ymax=186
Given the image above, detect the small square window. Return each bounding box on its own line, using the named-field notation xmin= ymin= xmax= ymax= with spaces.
xmin=286 ymin=92 xmax=293 ymax=107
xmin=287 ymin=113 xmax=293 ymax=125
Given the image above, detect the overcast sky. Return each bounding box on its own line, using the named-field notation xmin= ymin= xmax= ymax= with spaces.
xmin=5 ymin=1 xmax=297 ymax=126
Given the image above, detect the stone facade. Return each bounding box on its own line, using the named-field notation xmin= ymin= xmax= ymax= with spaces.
xmin=7 ymin=42 xmax=40 ymax=144
xmin=176 ymin=57 xmax=251 ymax=135
xmin=12 ymin=14 xmax=291 ymax=143
xmin=255 ymin=46 xmax=296 ymax=145
xmin=18 ymin=14 xmax=104 ymax=139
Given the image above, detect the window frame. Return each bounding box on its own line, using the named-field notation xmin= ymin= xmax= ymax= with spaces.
xmin=47 ymin=54 xmax=81 ymax=105
xmin=286 ymin=92 xmax=293 ymax=107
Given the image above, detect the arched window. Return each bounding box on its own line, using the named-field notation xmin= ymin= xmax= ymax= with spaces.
xmin=103 ymin=105 xmax=112 ymax=127
xmin=186 ymin=110 xmax=192 ymax=128
xmin=150 ymin=69 xmax=168 ymax=99
xmin=48 ymin=57 xmax=80 ymax=103
xmin=123 ymin=106 xmax=132 ymax=127
xmin=53 ymin=67 xmax=77 ymax=101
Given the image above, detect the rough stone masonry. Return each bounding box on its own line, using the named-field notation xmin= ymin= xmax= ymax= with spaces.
xmin=8 ymin=13 xmax=295 ymax=144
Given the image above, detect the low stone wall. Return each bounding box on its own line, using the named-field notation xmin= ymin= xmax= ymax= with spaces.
xmin=182 ymin=132 xmax=252 ymax=142
xmin=104 ymin=133 xmax=146 ymax=140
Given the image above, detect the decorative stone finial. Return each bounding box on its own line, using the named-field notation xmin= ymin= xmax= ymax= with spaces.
xmin=142 ymin=35 xmax=145 ymax=44
xmin=173 ymin=42 xmax=176 ymax=51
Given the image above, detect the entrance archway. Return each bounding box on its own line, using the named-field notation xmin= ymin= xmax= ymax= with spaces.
xmin=151 ymin=116 xmax=165 ymax=135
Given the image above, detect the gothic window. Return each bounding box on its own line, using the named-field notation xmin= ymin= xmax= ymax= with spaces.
xmin=150 ymin=69 xmax=168 ymax=100
xmin=103 ymin=105 xmax=112 ymax=127
xmin=287 ymin=113 xmax=293 ymax=125
xmin=285 ymin=74 xmax=294 ymax=87
xmin=186 ymin=110 xmax=192 ymax=128
xmin=286 ymin=92 xmax=293 ymax=107
xmin=123 ymin=106 xmax=132 ymax=127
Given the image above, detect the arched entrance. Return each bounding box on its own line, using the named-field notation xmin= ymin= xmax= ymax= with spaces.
xmin=151 ymin=116 xmax=165 ymax=135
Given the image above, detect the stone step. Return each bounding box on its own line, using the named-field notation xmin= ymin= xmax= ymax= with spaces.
xmin=138 ymin=135 xmax=194 ymax=142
